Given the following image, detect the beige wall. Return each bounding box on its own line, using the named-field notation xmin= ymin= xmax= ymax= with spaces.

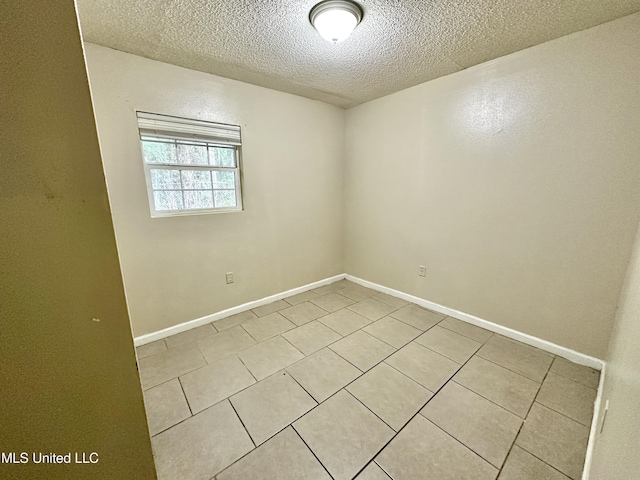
xmin=84 ymin=44 xmax=345 ymax=337
xmin=344 ymin=13 xmax=640 ymax=358
xmin=85 ymin=14 xmax=640 ymax=357
xmin=0 ymin=2 xmax=155 ymax=479
xmin=589 ymin=219 xmax=640 ymax=478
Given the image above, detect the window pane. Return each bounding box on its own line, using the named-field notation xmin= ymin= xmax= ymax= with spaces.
xmin=154 ymin=190 xmax=184 ymax=211
xmin=212 ymin=171 xmax=235 ymax=189
xmin=150 ymin=169 xmax=181 ymax=190
xmin=181 ymin=170 xmax=212 ymax=189
xmin=177 ymin=143 xmax=208 ymax=165
xmin=209 ymin=146 xmax=236 ymax=167
xmin=214 ymin=190 xmax=237 ymax=208
xmin=142 ymin=140 xmax=177 ymax=164
xmin=184 ymin=190 xmax=214 ymax=209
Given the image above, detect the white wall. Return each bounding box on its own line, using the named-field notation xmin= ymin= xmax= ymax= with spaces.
xmin=344 ymin=13 xmax=640 ymax=358
xmin=589 ymin=219 xmax=640 ymax=478
xmin=85 ymin=44 xmax=345 ymax=337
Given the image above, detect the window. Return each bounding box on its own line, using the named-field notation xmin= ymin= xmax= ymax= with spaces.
xmin=136 ymin=112 xmax=243 ymax=217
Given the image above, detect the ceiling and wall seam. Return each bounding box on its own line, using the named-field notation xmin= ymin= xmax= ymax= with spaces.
xmin=76 ymin=1 xmax=640 ymax=109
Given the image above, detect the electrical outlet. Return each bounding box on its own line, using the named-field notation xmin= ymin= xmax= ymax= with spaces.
xmin=225 ymin=272 xmax=234 ymax=284
xmin=419 ymin=265 xmax=426 ymax=277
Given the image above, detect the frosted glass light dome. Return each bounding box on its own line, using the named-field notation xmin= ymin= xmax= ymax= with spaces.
xmin=310 ymin=0 xmax=363 ymax=43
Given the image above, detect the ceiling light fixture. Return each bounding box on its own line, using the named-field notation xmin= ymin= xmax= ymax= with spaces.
xmin=310 ymin=0 xmax=363 ymax=44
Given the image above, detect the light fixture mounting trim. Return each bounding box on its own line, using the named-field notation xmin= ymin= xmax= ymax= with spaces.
xmin=309 ymin=0 xmax=364 ymax=43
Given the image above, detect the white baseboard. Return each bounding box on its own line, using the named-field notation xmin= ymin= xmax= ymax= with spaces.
xmin=345 ymin=274 xmax=604 ymax=370
xmin=133 ymin=274 xmax=345 ymax=346
xmin=346 ymin=274 xmax=606 ymax=478
xmin=134 ymin=272 xmax=605 ymax=476
xmin=135 ymin=271 xmax=604 ymax=371
xmin=581 ymin=363 xmax=606 ymax=480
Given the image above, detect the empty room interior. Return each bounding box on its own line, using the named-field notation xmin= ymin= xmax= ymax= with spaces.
xmin=3 ymin=1 xmax=640 ymax=479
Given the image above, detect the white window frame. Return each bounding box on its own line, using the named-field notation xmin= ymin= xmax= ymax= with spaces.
xmin=136 ymin=112 xmax=243 ymax=218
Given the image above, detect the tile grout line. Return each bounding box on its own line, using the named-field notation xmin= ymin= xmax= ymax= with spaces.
xmin=176 ymin=376 xmax=194 ymax=417
xmin=140 ymin=344 xmax=209 ymax=390
xmin=317 ymin=309 xmax=373 ymax=336
xmin=356 ymin=328 xmax=402 ymax=350
xmin=281 ymin=328 xmax=449 ymax=465
xmin=290 ymin=424 xmax=337 ymax=480
xmin=495 ymin=354 xmax=560 ymax=478
xmin=380 ymin=360 xmax=437 ymax=395
xmin=145 ymin=287 xmax=592 ymax=479
xmin=236 ymin=354 xmax=259 ymax=383
xmin=142 ymin=291 xmax=394 ymax=376
xmin=475 ymin=350 xmax=551 ymax=384
xmin=545 ymin=369 xmax=600 ymax=392
xmin=142 ymin=374 xmax=181 ymax=393
xmin=149 ymin=396 xmax=231 ymax=439
xmin=322 ymin=312 xmax=417 ymax=371
xmin=153 ymin=324 xmax=372 ymax=443
xmin=392 ymin=334 xmax=470 ymax=369
xmin=512 ymin=443 xmax=578 ymax=480
xmin=348 ymin=336 xmax=488 ymax=479
xmin=445 ymin=341 xmax=553 ymax=413
xmin=526 ymin=360 xmax=553 ymax=418
xmin=293 ymin=338 xmax=384 ymax=404
xmin=450 ymin=379 xmax=530 ymax=420
xmin=463 ymin=352 xmax=547 ymax=385
xmin=142 ymin=304 xmax=468 ymax=420
xmin=239 ymin=312 xmax=295 ymax=343
xmin=163 ymin=326 xmax=218 ymax=351
xmin=344 ymin=389 xmax=398 ymax=433
xmin=424 ymin=418 xmax=507 ymax=472
xmin=373 ymin=459 xmax=393 ymax=480
xmin=529 ymin=399 xmax=594 ymax=428
xmin=438 ymin=381 xmax=524 ymax=471
xmin=152 ymin=355 xmax=296 ymax=440
xmin=278 ymin=333 xmax=309 ymax=359
xmin=492 ymin=333 xmax=559 ymax=358
xmin=200 ymin=356 xmax=262 ymax=403
xmin=135 ymin=337 xmax=169 ymax=359
xmin=327 ymin=331 xmax=401 ymax=375
xmin=282 ymin=315 xmax=487 ymax=447
xmin=194 ymin=335 xmax=210 ymax=365
xmin=507 ymin=381 xmax=583 ymax=480
xmin=414 ymin=337 xmax=483 ymax=365
xmin=315 ymin=318 xmax=351 ymax=337
xmin=324 ymin=314 xmax=456 ymax=375
xmin=436 ymin=323 xmax=495 ymax=343
xmin=283 ymin=367 xmax=321 ymax=405
xmin=216 ymin=386 xmax=333 ymax=478
xmin=210 ymin=391 xmax=322 ymax=479
xmin=227 ymin=399 xmax=257 ymax=449
xmin=143 ymin=287 xmax=355 ymax=456
xmin=311 ymin=290 xmax=359 ymax=306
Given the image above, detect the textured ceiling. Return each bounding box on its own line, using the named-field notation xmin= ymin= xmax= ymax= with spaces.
xmin=76 ymin=0 xmax=640 ymax=108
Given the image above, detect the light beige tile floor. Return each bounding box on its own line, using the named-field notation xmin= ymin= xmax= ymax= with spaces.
xmin=280 ymin=301 xmax=329 ymax=326
xmin=329 ymin=330 xmax=396 ymax=372
xmin=241 ymin=312 xmax=296 ymax=342
xmin=136 ymin=279 xmax=599 ymax=480
xmin=420 ymin=381 xmax=522 ymax=468
xmin=282 ymin=320 xmax=342 ymax=356
xmin=164 ymin=323 xmax=217 ymax=349
xmin=294 ymin=390 xmax=394 ymax=480
xmin=230 ymin=371 xmax=316 ymax=446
